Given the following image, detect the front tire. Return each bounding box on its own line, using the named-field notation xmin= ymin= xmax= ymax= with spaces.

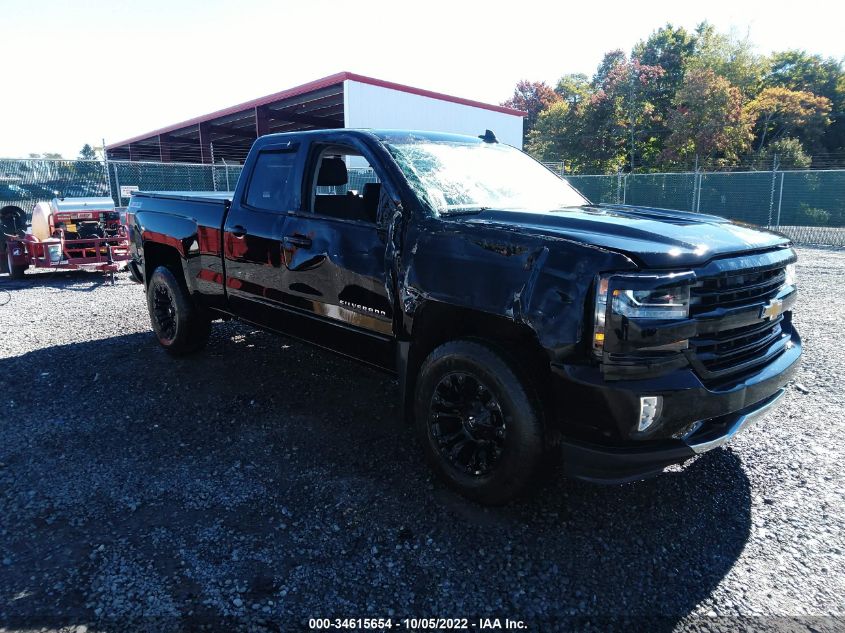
xmin=414 ymin=340 xmax=544 ymax=505
xmin=146 ymin=265 xmax=210 ymax=355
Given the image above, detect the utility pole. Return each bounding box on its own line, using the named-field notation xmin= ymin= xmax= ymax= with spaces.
xmin=768 ymin=154 xmax=780 ymax=227
xmin=101 ymin=137 xmax=112 ymax=203
xmin=693 ymin=154 xmax=700 ymax=212
xmin=629 ymin=72 xmax=636 ymax=173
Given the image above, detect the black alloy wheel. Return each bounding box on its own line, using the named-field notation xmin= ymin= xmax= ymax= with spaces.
xmin=429 ymin=372 xmax=507 ymax=477
xmin=415 ymin=339 xmax=544 ymax=505
xmin=152 ymin=283 xmax=178 ymax=343
xmin=146 ymin=265 xmax=211 ymax=355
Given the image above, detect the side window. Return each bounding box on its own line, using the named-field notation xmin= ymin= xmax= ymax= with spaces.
xmin=309 ymin=146 xmax=382 ymax=223
xmin=244 ymin=150 xmax=297 ymax=211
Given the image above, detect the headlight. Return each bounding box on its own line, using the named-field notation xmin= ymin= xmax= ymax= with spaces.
xmin=592 ymin=277 xmax=610 ymax=354
xmin=593 ymin=273 xmax=692 ymax=357
xmin=785 ymin=263 xmax=796 ymax=287
xmin=612 ymin=286 xmax=690 ymax=319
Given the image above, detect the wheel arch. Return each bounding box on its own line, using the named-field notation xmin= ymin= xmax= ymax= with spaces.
xmin=399 ymin=301 xmax=555 ymax=430
xmin=142 ymin=240 xmax=187 ymax=289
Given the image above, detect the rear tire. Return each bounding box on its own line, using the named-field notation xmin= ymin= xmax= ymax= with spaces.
xmin=146 ymin=265 xmax=210 ymax=355
xmin=414 ymin=339 xmax=544 ymax=505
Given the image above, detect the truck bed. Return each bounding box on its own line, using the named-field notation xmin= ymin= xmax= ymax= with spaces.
xmin=132 ymin=191 xmax=233 ymax=204
xmin=129 ymin=189 xmax=233 ymax=312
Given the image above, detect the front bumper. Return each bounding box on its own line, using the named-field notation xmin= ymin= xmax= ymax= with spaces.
xmin=559 ymin=388 xmax=785 ymax=483
xmin=551 ymin=328 xmax=801 ymax=483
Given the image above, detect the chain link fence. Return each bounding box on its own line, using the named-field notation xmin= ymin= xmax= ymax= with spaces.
xmin=0 ymin=159 xmax=110 ymax=206
xmin=107 ymin=161 xmax=246 ymax=205
xmin=0 ymin=158 xmax=246 ymax=211
xmin=1 ymin=157 xmax=843 ymax=247
xmin=561 ymin=168 xmax=845 ymax=247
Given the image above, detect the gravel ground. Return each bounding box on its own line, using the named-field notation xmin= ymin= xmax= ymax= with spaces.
xmin=0 ymin=248 xmax=843 ymax=632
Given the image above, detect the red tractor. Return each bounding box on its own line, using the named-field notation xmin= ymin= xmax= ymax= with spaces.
xmin=1 ymin=197 xmax=131 ymax=283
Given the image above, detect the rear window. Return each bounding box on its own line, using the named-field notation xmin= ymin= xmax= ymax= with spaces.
xmin=245 ymin=150 xmax=297 ymax=211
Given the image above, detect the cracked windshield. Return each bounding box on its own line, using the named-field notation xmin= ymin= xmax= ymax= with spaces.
xmin=386 ymin=140 xmax=588 ymax=215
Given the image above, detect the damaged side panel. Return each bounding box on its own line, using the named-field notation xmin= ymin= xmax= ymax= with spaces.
xmin=401 ymin=221 xmax=636 ymax=360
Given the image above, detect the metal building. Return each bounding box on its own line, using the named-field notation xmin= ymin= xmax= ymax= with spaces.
xmin=105 ymin=72 xmax=526 ymax=164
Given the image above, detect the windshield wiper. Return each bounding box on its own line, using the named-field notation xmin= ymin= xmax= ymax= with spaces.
xmin=439 ymin=206 xmax=490 ymax=216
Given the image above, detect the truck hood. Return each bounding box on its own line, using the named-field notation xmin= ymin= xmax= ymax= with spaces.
xmin=458 ymin=205 xmax=791 ymax=268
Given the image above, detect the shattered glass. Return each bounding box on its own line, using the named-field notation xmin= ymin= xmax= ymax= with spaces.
xmin=384 ymin=140 xmax=588 ymax=216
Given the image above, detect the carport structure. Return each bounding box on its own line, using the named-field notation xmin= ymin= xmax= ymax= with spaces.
xmin=105 ymin=72 xmax=525 ymax=164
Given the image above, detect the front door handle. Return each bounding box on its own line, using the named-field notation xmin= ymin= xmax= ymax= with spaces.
xmin=284 ymin=234 xmax=312 ymax=248
xmin=229 ymin=225 xmax=247 ymax=238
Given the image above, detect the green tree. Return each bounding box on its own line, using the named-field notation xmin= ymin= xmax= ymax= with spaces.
xmin=527 ymin=101 xmax=579 ymax=165
xmin=592 ymin=50 xmax=628 ymax=88
xmin=501 ymin=80 xmax=560 ymax=143
xmin=508 ymin=26 xmax=845 ymax=172
xmin=663 ymin=69 xmax=754 ymax=166
xmin=554 ymin=73 xmax=591 ymax=107
xmin=592 ymin=53 xmax=666 ymax=170
xmin=629 ymin=25 xmax=697 ymax=165
xmin=758 ymin=137 xmax=812 ymax=169
xmin=74 ymin=144 xmax=105 ymax=189
xmin=633 ymin=24 xmax=696 ymax=106
xmin=763 ymin=50 xmax=845 ymax=154
xmin=765 ymin=50 xmax=842 ymax=95
xmin=78 ymin=144 xmax=98 ymax=160
xmin=745 ymin=87 xmax=831 ymax=152
xmin=688 ymin=23 xmax=767 ymax=96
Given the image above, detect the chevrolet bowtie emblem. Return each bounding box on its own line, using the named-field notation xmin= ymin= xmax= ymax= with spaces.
xmin=761 ymin=298 xmax=784 ymax=320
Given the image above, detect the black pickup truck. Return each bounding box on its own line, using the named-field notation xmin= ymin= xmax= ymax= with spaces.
xmin=128 ymin=129 xmax=801 ymax=504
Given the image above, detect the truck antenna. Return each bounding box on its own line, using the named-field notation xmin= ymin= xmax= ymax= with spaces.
xmin=479 ymin=130 xmax=498 ymax=143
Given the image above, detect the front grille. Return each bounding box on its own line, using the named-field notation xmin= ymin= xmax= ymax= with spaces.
xmin=689 ymin=262 xmax=791 ymax=382
xmin=690 ymin=266 xmax=785 ymax=316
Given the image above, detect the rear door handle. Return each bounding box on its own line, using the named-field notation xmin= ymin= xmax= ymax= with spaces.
xmin=229 ymin=225 xmax=247 ymax=238
xmin=284 ymin=234 xmax=312 ymax=248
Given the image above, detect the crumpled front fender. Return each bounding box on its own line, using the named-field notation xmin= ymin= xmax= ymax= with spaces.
xmin=401 ymin=220 xmax=636 ymax=359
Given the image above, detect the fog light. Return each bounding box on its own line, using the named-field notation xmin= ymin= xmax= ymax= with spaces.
xmin=638 ymin=396 xmax=663 ymax=431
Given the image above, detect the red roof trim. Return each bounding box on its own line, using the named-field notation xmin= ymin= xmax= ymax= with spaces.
xmin=106 ymin=72 xmax=525 ymax=149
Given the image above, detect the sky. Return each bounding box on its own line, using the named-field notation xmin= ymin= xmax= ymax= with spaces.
xmin=1 ymin=0 xmax=843 ymax=159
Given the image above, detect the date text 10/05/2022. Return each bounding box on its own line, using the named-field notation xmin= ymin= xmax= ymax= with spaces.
xmin=308 ymin=617 xmax=527 ymax=629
